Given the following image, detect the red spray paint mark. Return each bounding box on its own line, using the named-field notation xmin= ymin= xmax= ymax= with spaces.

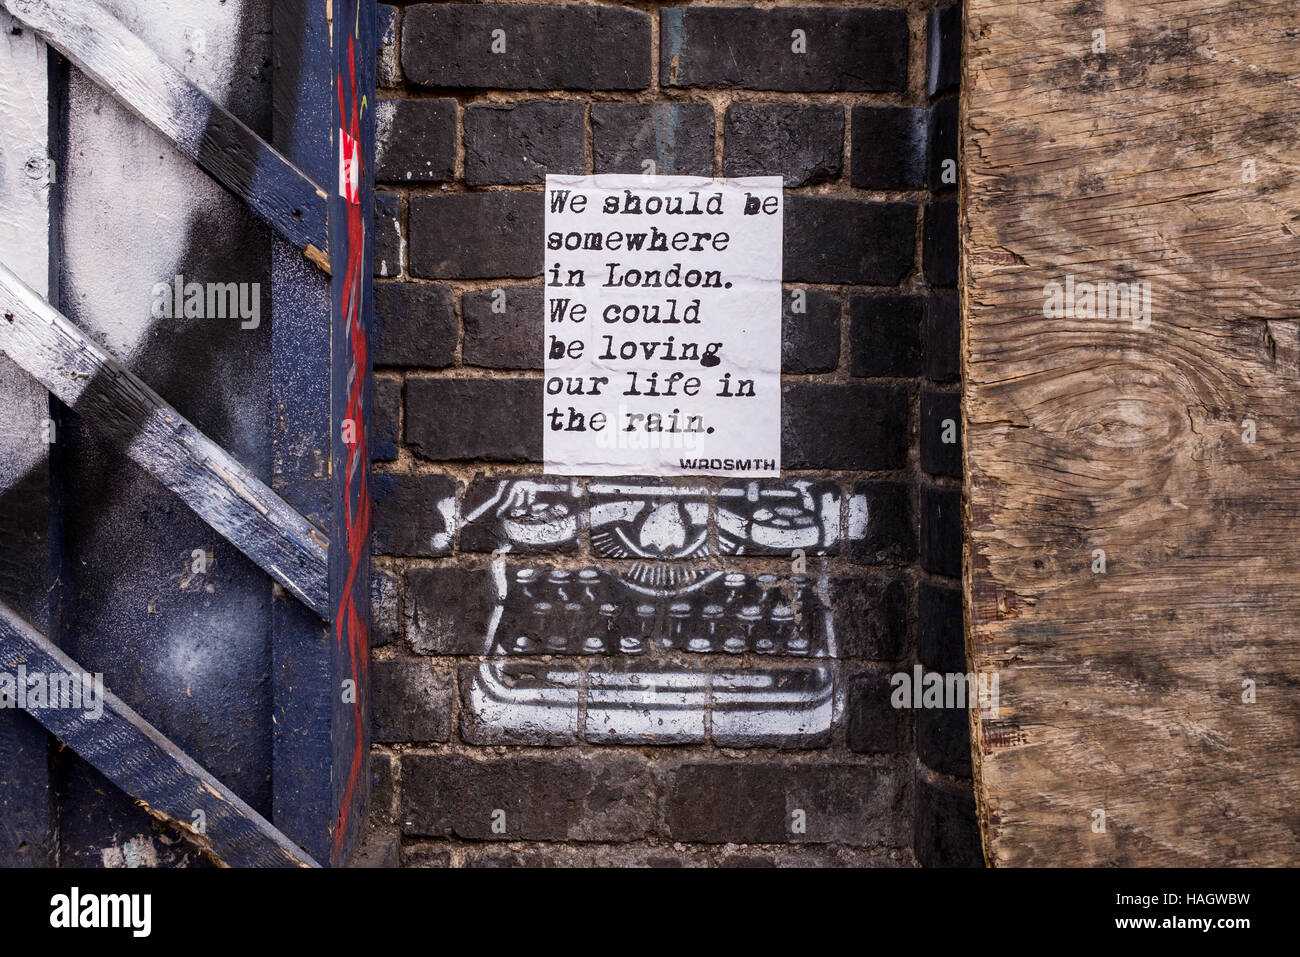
xmin=333 ymin=26 xmax=370 ymax=863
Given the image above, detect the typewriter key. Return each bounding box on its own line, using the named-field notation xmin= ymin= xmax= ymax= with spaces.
xmin=586 ymin=601 xmax=618 ymax=654
xmin=717 ymin=603 xmax=746 ymax=653
xmin=670 ymin=602 xmax=706 ymax=652
xmin=738 ymin=605 xmax=767 ymax=653
xmin=548 ymin=601 xmax=581 ymax=652
xmin=774 ymin=605 xmax=806 ymax=654
xmin=624 ymin=603 xmax=655 ymax=654
xmin=546 ymin=569 xmax=572 ymax=603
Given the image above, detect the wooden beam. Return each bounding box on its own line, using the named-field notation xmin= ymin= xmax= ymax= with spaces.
xmin=0 ymin=599 xmax=318 ymax=867
xmin=0 ymin=5 xmax=56 ymax=866
xmin=963 ymin=0 xmax=1300 ymax=865
xmin=269 ymin=0 xmax=348 ymax=866
xmin=0 ymin=0 xmax=332 ymax=273
xmin=0 ymin=260 xmax=331 ymax=617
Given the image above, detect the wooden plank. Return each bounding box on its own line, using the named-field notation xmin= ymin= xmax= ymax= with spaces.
xmin=0 ymin=260 xmax=331 ymax=616
xmin=0 ymin=7 xmax=56 ymax=865
xmin=963 ymin=0 xmax=1300 ymax=865
xmin=0 ymin=599 xmax=318 ymax=867
xmin=0 ymin=0 xmax=331 ymax=272
xmin=269 ymin=0 xmax=344 ymax=866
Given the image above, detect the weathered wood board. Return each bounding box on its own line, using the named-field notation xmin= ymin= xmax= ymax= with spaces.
xmin=963 ymin=1 xmax=1300 ymax=865
xmin=0 ymin=260 xmax=330 ymax=616
xmin=1 ymin=0 xmax=331 ymax=272
xmin=0 ymin=600 xmax=317 ymax=867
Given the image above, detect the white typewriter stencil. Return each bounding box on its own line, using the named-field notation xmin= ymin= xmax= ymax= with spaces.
xmin=457 ymin=478 xmax=872 ymax=745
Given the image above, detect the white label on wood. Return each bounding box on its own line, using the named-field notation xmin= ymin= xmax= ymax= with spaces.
xmin=543 ymin=174 xmax=783 ymax=477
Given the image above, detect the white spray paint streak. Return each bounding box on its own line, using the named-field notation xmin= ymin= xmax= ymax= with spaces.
xmin=0 ymin=11 xmax=52 ymax=483
xmin=60 ymin=0 xmax=254 ymax=360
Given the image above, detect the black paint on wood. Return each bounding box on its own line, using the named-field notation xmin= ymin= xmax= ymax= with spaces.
xmin=0 ymin=262 xmax=330 ymax=615
xmin=1 ymin=0 xmax=331 ymax=271
xmin=0 ymin=600 xmax=318 ymax=867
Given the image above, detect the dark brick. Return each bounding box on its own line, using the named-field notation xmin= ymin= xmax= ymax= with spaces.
xmin=374 ymin=191 xmax=403 ymax=279
xmin=914 ymin=773 xmax=983 ymax=867
xmin=402 ymin=844 xmax=453 ymax=868
xmin=924 ymin=199 xmax=958 ymax=287
xmin=403 ymin=4 xmax=651 ymax=91
xmin=718 ymin=479 xmax=840 ymax=556
xmin=918 ymin=582 xmax=965 ymax=673
xmin=589 ymin=662 xmax=708 ymax=745
xmin=406 ymin=377 xmax=542 ymax=462
xmin=927 ymin=4 xmax=963 ymax=99
xmin=709 ymin=668 xmax=832 ymax=749
xmin=464 ymin=102 xmax=584 ymax=186
xmin=376 ymin=98 xmax=456 ymax=183
xmin=458 ymin=847 xmax=697 ymax=868
xmin=722 ymin=847 xmax=909 ymax=867
xmin=849 ymin=294 xmax=923 ymax=378
xmin=847 ymin=669 xmax=906 ymax=754
xmin=724 ymin=104 xmax=842 ymax=187
xmin=377 ymin=4 xmax=400 ymax=88
xmin=782 ymin=383 xmax=908 ymax=470
xmin=404 ymin=566 xmax=497 ymax=655
xmin=369 ymin=752 xmax=395 ymax=826
xmin=784 ymin=197 xmax=915 ymax=285
xmin=459 ymin=662 xmax=579 ymax=746
xmin=460 ymin=849 xmax=569 ymax=868
xmin=829 ymin=576 xmax=908 ymax=659
xmin=373 ymin=282 xmax=456 ymax=367
xmin=924 ymin=291 xmax=960 ymax=382
xmin=927 ymin=96 xmax=959 ymax=191
xmin=371 ymin=658 xmax=452 ymax=744
xmin=349 ymin=826 xmax=400 ymax=868
xmin=918 ymin=702 xmax=973 ymax=777
xmin=592 ymin=103 xmax=714 ymax=176
xmin=921 ymin=389 xmax=962 ymax=478
xmin=921 ymin=484 xmax=962 ymax=577
xmin=462 ymin=286 xmax=543 ymax=369
xmin=661 ymin=7 xmax=907 ymax=92
xmin=409 ymin=192 xmax=543 ymax=279
xmin=370 ymin=566 xmax=401 ymax=647
xmin=372 ymin=472 xmax=458 ymax=557
xmin=401 ymin=755 xmax=653 ymax=841
xmin=782 ymin=288 xmax=840 ymax=374
xmin=850 ymin=107 xmax=925 ymax=190
xmin=847 ymin=482 xmax=916 ymax=565
xmin=371 ymin=376 xmax=400 ymax=462
xmin=460 ymin=476 xmax=582 ymax=554
xmin=659 ymin=762 xmax=907 ymax=846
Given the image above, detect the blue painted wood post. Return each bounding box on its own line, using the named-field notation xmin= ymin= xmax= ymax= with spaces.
xmin=271 ymin=0 xmax=374 ymax=867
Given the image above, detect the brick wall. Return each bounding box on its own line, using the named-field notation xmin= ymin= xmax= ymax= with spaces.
xmin=367 ymin=0 xmax=980 ymax=867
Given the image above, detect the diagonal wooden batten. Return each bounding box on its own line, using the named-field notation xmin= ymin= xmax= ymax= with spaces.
xmin=0 ymin=600 xmax=319 ymax=868
xmin=1 ymin=0 xmax=332 ymax=274
xmin=0 ymin=260 xmax=330 ymax=617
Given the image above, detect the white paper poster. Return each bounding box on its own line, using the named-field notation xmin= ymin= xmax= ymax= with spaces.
xmin=542 ymin=174 xmax=783 ymax=477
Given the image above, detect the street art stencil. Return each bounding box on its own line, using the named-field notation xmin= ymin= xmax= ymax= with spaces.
xmin=448 ymin=477 xmax=871 ymax=745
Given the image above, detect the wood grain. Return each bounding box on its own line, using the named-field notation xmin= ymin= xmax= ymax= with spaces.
xmin=1 ymin=0 xmax=331 ymax=272
xmin=963 ymin=0 xmax=1300 ymax=864
xmin=0 ymin=7 xmax=55 ymax=865
xmin=0 ymin=600 xmax=318 ymax=867
xmin=0 ymin=260 xmax=331 ymax=616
